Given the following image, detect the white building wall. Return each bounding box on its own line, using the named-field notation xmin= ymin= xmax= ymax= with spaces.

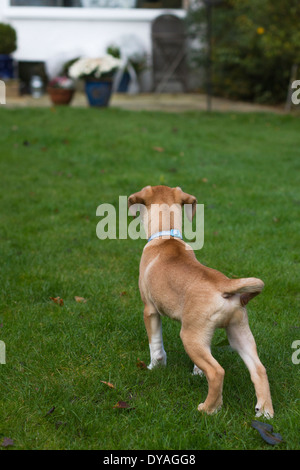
xmin=0 ymin=1 xmax=185 ymax=88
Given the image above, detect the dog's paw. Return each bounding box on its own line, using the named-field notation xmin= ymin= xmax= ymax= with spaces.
xmin=197 ymin=401 xmax=222 ymax=415
xmin=192 ymin=364 xmax=204 ymax=377
xmin=255 ymin=403 xmax=274 ymax=419
xmin=147 ymin=352 xmax=167 ymax=370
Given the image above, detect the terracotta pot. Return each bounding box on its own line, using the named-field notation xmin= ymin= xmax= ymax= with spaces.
xmin=47 ymin=87 xmax=75 ymax=105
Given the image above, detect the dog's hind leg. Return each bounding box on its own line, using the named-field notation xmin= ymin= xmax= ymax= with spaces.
xmin=226 ymin=310 xmax=274 ymax=418
xmin=180 ymin=325 xmax=224 ymax=415
xmin=143 ymin=305 xmax=167 ymax=369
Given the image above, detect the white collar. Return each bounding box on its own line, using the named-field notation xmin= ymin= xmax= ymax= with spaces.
xmin=147 ymin=229 xmax=182 ymax=243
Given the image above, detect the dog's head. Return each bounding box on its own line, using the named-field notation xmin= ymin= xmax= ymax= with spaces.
xmin=128 ymin=185 xmax=197 ymax=238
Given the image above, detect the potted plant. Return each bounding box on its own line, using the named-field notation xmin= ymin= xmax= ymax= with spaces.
xmin=68 ymin=55 xmax=121 ymax=107
xmin=0 ymin=23 xmax=17 ymax=79
xmin=47 ymin=76 xmax=75 ymax=105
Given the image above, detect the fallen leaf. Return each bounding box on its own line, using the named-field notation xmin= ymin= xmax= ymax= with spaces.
xmin=251 ymin=420 xmax=283 ymax=445
xmin=113 ymin=401 xmax=134 ymax=409
xmin=137 ymin=358 xmax=147 ymax=369
xmin=202 ymin=177 xmax=208 ymax=183
xmin=153 ymin=146 xmax=164 ymax=152
xmin=50 ymin=297 xmax=64 ymax=306
xmin=100 ymin=381 xmax=115 ymax=389
xmin=74 ymin=296 xmax=87 ymax=303
xmin=119 ymin=291 xmax=127 ymax=297
xmin=1 ymin=437 xmax=14 ymax=447
xmin=45 ymin=406 xmax=55 ymax=416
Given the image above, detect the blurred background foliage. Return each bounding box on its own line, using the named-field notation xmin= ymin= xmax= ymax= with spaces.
xmin=187 ymin=0 xmax=300 ymax=104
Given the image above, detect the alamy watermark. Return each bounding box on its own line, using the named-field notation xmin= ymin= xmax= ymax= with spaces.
xmin=291 ymin=340 xmax=300 ymax=365
xmin=0 ymin=341 xmax=5 ymax=364
xmin=96 ymin=196 xmax=204 ymax=250
xmin=291 ymin=80 xmax=300 ymax=105
xmin=0 ymin=80 xmax=6 ymax=105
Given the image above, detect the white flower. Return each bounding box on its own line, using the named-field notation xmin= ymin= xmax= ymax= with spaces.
xmin=68 ymin=55 xmax=122 ymax=80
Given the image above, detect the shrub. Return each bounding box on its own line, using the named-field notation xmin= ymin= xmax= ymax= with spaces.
xmin=187 ymin=0 xmax=300 ymax=104
xmin=0 ymin=23 xmax=17 ymax=55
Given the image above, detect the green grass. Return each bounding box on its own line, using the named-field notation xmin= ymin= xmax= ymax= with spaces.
xmin=0 ymin=106 xmax=299 ymax=450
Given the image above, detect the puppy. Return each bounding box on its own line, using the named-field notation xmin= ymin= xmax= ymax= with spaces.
xmin=128 ymin=185 xmax=274 ymax=417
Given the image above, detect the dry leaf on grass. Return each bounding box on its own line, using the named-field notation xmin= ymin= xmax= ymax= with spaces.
xmin=137 ymin=358 xmax=147 ymax=369
xmin=100 ymin=381 xmax=115 ymax=389
xmin=50 ymin=297 xmax=64 ymax=306
xmin=153 ymin=146 xmax=164 ymax=152
xmin=113 ymin=401 xmax=134 ymax=410
xmin=74 ymin=296 xmax=87 ymax=303
xmin=45 ymin=406 xmax=55 ymax=416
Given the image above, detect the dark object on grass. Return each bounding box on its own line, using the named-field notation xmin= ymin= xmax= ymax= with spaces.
xmin=1 ymin=437 xmax=14 ymax=447
xmin=113 ymin=401 xmax=135 ymax=410
xmin=251 ymin=420 xmax=283 ymax=445
xmin=45 ymin=406 xmax=56 ymax=416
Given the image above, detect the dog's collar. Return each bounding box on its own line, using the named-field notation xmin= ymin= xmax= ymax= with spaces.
xmin=147 ymin=229 xmax=182 ymax=243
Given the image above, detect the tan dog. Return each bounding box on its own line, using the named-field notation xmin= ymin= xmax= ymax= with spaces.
xmin=128 ymin=185 xmax=274 ymax=417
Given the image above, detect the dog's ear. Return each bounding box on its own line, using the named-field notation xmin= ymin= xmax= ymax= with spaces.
xmin=175 ymin=186 xmax=197 ymax=221
xmin=128 ymin=185 xmax=152 ymax=216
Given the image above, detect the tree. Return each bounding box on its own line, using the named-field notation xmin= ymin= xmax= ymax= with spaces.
xmin=187 ymin=0 xmax=300 ymax=103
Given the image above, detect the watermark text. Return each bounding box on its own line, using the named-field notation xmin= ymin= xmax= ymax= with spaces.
xmin=0 ymin=80 xmax=6 ymax=105
xmin=291 ymin=80 xmax=300 ymax=105
xmin=292 ymin=340 xmax=300 ymax=364
xmin=96 ymin=196 xmax=204 ymax=250
xmin=0 ymin=340 xmax=6 ymax=364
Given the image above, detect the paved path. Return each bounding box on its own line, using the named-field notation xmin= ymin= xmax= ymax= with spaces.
xmin=5 ymin=91 xmax=286 ymax=114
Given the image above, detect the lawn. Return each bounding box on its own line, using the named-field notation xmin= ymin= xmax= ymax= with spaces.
xmin=0 ymin=106 xmax=299 ymax=450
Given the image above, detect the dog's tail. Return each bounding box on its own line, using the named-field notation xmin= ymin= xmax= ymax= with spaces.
xmin=222 ymin=277 xmax=264 ymax=306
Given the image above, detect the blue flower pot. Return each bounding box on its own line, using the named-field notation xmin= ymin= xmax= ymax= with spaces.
xmin=0 ymin=54 xmax=14 ymax=79
xmin=85 ymin=79 xmax=113 ymax=107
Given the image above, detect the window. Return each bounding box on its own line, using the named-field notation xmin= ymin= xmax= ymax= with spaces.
xmin=11 ymin=1 xmax=81 ymax=6
xmin=10 ymin=0 xmax=183 ymax=8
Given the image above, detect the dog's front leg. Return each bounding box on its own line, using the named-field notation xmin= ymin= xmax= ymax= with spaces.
xmin=143 ymin=307 xmax=167 ymax=369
